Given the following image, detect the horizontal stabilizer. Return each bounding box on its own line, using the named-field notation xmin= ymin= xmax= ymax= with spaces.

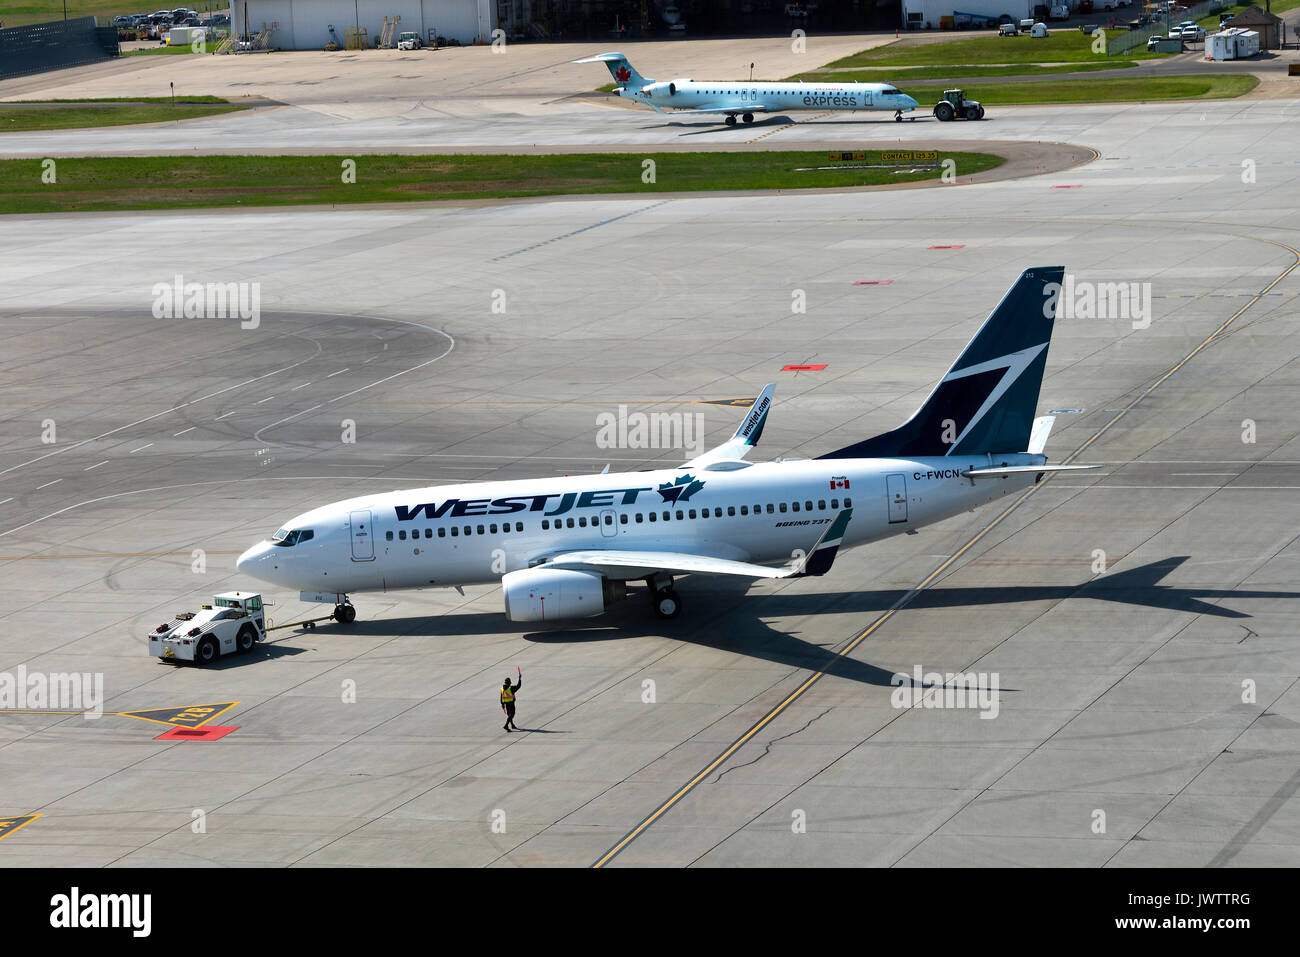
xmin=963 ymin=464 xmax=1099 ymax=479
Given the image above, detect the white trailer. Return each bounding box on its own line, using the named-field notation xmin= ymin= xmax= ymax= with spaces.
xmin=149 ymin=592 xmax=266 ymax=665
xmin=1207 ymin=27 xmax=1259 ymax=59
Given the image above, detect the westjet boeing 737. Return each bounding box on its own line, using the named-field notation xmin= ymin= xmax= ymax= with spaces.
xmin=576 ymin=52 xmax=919 ymax=125
xmin=237 ymin=268 xmax=1094 ymax=624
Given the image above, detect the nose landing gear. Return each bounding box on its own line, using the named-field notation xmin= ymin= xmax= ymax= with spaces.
xmin=894 ymin=110 xmax=903 ymax=122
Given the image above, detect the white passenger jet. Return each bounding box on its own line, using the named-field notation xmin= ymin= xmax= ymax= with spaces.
xmin=237 ymin=267 xmax=1094 ymax=624
xmin=576 ymin=52 xmax=919 ymax=125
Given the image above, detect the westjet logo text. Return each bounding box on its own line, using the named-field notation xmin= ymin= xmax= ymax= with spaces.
xmin=396 ymin=487 xmax=654 ymax=522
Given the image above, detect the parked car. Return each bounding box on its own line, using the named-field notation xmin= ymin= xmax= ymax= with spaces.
xmin=1078 ymin=0 xmax=1094 ymax=12
xmin=113 ymin=14 xmax=138 ymax=26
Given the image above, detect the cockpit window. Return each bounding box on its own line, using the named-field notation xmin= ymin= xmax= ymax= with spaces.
xmin=272 ymin=528 xmax=314 ymax=547
xmin=881 ymin=87 xmax=900 ymax=96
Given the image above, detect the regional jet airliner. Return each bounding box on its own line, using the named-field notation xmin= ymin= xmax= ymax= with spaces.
xmin=577 ymin=52 xmax=919 ymax=125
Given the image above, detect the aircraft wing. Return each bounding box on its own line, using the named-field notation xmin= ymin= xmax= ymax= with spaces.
xmin=683 ymin=383 xmax=775 ymax=467
xmin=538 ymin=509 xmax=853 ymax=580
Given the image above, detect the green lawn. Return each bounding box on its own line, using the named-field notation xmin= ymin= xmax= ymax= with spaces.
xmin=0 ymin=97 xmax=247 ymax=132
xmin=900 ymin=73 xmax=1258 ymax=106
xmin=0 ymin=0 xmax=227 ymax=27
xmin=825 ymin=30 xmax=1167 ymax=67
xmin=123 ymin=43 xmax=209 ymax=55
xmin=0 ymin=151 xmax=1006 ymax=215
xmin=792 ymin=61 xmax=1138 ymax=81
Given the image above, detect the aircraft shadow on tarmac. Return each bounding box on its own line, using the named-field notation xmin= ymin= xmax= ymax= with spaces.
xmin=653 ymin=114 xmax=932 ymax=137
xmin=277 ymin=557 xmax=1294 ymax=687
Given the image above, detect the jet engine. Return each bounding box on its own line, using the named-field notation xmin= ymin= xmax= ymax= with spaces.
xmin=502 ymin=568 xmax=626 ymax=622
xmin=643 ymin=81 xmax=677 ymax=97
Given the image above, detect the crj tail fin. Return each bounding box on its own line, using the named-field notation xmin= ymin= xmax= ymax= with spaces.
xmin=819 ymin=267 xmax=1065 ymax=460
xmin=574 ymin=52 xmax=652 ymax=91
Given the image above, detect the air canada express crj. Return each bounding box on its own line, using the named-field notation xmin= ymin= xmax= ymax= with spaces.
xmin=237 ymin=268 xmax=1095 ymax=624
xmin=576 ymin=52 xmax=919 ymax=125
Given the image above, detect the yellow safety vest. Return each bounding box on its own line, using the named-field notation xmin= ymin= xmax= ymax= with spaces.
xmin=501 ymin=687 xmax=514 ymax=705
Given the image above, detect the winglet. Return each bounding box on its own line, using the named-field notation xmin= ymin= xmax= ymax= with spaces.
xmin=794 ymin=508 xmax=853 ymax=577
xmin=734 ymin=383 xmax=775 ymax=451
xmin=684 ymin=383 xmax=776 ymax=467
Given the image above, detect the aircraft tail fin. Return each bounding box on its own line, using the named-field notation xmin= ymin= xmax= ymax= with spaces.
xmin=819 ymin=267 xmax=1065 ymax=460
xmin=573 ymin=52 xmax=651 ymax=91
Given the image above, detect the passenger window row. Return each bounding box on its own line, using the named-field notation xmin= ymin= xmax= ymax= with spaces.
xmin=380 ymin=498 xmax=852 ymax=542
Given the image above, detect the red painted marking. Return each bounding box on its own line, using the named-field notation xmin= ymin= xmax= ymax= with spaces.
xmin=1051 ymin=184 xmax=1082 ymax=189
xmin=154 ymin=725 xmax=238 ymax=741
xmin=929 ymin=244 xmax=965 ymax=250
xmin=853 ymin=280 xmax=893 ymax=286
xmin=782 ymin=364 xmax=827 ymax=372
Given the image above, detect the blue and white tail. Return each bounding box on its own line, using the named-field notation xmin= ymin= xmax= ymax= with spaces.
xmin=820 ymin=267 xmax=1065 ymax=459
xmin=574 ymin=52 xmax=652 ymax=92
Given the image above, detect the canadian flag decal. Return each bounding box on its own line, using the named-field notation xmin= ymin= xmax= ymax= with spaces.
xmin=615 ymin=66 xmax=631 ymax=82
xmin=830 ymin=476 xmax=850 ymax=490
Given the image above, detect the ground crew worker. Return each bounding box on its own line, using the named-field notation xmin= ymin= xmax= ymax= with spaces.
xmin=501 ymin=666 xmax=521 ymax=731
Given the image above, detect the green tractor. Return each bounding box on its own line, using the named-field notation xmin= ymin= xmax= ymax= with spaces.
xmin=933 ymin=89 xmax=985 ymax=121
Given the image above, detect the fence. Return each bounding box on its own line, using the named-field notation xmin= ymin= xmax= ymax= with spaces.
xmin=0 ymin=16 xmax=119 ymax=80
xmin=1105 ymin=0 xmax=1230 ymax=55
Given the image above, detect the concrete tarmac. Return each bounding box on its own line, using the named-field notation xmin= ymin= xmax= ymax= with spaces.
xmin=0 ymin=40 xmax=1298 ymax=868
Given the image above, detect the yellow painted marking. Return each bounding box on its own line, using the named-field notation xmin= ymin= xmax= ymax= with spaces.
xmin=1 ymin=702 xmax=238 ymax=728
xmin=592 ymin=240 xmax=1300 ymax=868
xmin=0 ymin=814 xmax=40 ymax=841
xmin=693 ymin=397 xmax=757 ymax=408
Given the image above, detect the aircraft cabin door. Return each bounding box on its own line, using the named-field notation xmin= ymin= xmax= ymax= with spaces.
xmin=349 ymin=509 xmax=375 ymax=561
xmin=887 ymin=474 xmax=908 ymax=524
xmin=600 ymin=509 xmax=617 ymax=538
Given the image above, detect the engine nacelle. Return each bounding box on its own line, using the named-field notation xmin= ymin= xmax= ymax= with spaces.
xmin=643 ymin=81 xmax=677 ymax=97
xmin=502 ymin=568 xmax=622 ymax=622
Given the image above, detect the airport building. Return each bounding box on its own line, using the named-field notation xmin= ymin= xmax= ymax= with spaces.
xmin=899 ymin=0 xmax=1033 ymax=29
xmin=233 ymin=0 xmax=904 ymax=48
xmin=231 ymin=0 xmax=494 ymax=48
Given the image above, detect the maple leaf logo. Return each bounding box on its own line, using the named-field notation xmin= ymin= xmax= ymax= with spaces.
xmin=615 ymin=66 xmax=631 ymax=82
xmin=657 ymin=473 xmax=705 ymax=505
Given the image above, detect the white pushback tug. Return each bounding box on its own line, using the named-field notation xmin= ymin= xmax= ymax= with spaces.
xmin=149 ymin=591 xmax=266 ymax=665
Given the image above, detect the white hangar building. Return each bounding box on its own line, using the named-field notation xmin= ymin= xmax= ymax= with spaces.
xmin=231 ymin=0 xmax=494 ymax=49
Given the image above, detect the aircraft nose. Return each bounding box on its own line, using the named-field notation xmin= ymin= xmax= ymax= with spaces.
xmin=236 ymin=540 xmax=276 ymax=579
xmin=904 ymin=95 xmax=918 ymax=109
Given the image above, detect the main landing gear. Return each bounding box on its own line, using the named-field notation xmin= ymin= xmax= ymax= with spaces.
xmin=647 ymin=575 xmax=681 ymax=619
xmin=725 ymin=114 xmax=737 ymax=126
